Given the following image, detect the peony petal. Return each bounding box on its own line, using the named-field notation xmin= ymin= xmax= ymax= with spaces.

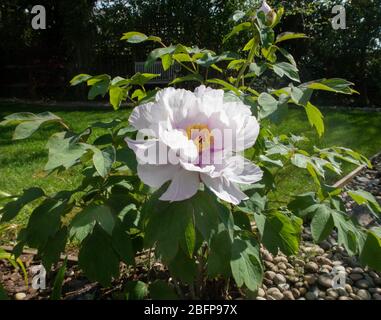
xmin=160 ymin=169 xmax=200 ymax=202
xmin=126 ymin=138 xmax=168 ymax=165
xmin=222 ymin=156 xmax=263 ymax=184
xmin=159 ymin=129 xmax=199 ymax=163
xmin=200 ymin=174 xmax=249 ymax=205
xmin=137 ymin=163 xmax=179 ymax=188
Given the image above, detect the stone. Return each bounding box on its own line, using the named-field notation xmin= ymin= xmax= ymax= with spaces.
xmin=265 ymin=271 xmax=276 ymax=280
xmin=369 ymin=271 xmax=379 ymax=279
xmin=274 ymin=274 xmax=287 ymax=285
xmin=274 ymin=256 xmax=288 ymax=264
xmin=373 ymin=293 xmax=381 ymax=300
xmin=263 ymin=279 xmax=273 ymax=286
xmin=291 ymin=288 xmax=300 ymax=299
xmin=304 ymin=274 xmax=317 ymax=286
xmin=267 ymin=288 xmax=283 ymax=300
xmin=351 ymin=267 xmax=364 ymax=274
xmin=349 ymin=273 xmax=363 ymax=281
xmin=374 ymin=278 xmax=381 ymax=286
xmin=355 ymin=279 xmax=370 ymax=289
xmin=357 ymin=289 xmax=371 ymax=300
xmin=283 ymin=291 xmax=295 ymax=300
xmin=299 ymin=288 xmax=307 ymax=295
xmin=256 ymin=297 xmax=267 ymax=300
xmin=286 ymin=269 xmax=295 ymax=276
xmin=15 ymin=293 xmax=26 ymax=300
xmin=257 ymin=288 xmax=266 ymax=297
xmin=369 ymin=288 xmax=381 ymax=294
xmin=318 ymin=275 xmax=333 ymax=289
xmin=277 ymin=262 xmax=287 ymax=270
xmin=305 ymin=291 xmax=317 ymax=300
xmin=338 ymin=296 xmax=351 ymax=300
xmin=262 ymin=251 xmax=273 ymax=262
xmin=344 ymin=284 xmax=353 ymax=294
xmin=337 ymin=287 xmax=348 ymax=297
xmin=319 ymin=241 xmax=331 ymax=251
xmin=305 ymin=262 xmax=319 ymax=273
xmin=327 ymin=289 xmax=339 ymax=299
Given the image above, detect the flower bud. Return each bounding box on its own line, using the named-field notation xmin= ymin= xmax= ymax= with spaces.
xmin=257 ymin=1 xmax=277 ymax=26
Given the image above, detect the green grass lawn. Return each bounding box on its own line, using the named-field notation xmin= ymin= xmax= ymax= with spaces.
xmin=1 ymin=103 xmax=381 ymax=228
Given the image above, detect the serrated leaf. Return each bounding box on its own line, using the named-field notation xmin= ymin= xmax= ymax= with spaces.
xmin=230 ymin=238 xmax=263 ymax=292
xmin=255 ymin=211 xmax=302 ymax=256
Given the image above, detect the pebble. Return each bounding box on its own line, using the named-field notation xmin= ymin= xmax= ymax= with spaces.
xmin=299 ymin=287 xmax=307 ymax=296
xmin=256 ymin=297 xmax=267 ymax=300
xmin=355 ymin=279 xmax=370 ymax=289
xmin=265 ymin=271 xmax=276 ymax=280
xmin=338 ymin=296 xmax=351 ymax=300
xmin=267 ymin=288 xmax=284 ymax=300
xmin=327 ymin=289 xmax=339 ymax=299
xmin=318 ymin=275 xmax=333 ymax=288
xmin=257 ymin=288 xmax=265 ymax=297
xmin=357 ymin=289 xmax=371 ymax=300
xmin=305 ymin=262 xmax=319 ymax=273
xmin=274 ymin=274 xmax=287 ymax=285
xmin=349 ymin=273 xmax=363 ymax=281
xmin=351 ymin=267 xmax=364 ymax=274
xmin=292 ymin=288 xmax=300 ymax=299
xmin=277 ymin=262 xmax=287 ymax=270
xmin=345 ymin=284 xmax=353 ymax=294
xmin=283 ymin=291 xmax=295 ymax=300
xmin=373 ymin=293 xmax=381 ymax=300
xmin=305 ymin=291 xmax=317 ymax=300
xmin=15 ymin=292 xmax=26 ymax=300
xmin=304 ymin=274 xmax=317 ymax=286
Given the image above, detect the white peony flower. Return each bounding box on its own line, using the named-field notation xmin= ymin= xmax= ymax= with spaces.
xmin=258 ymin=1 xmax=272 ymax=15
xmin=126 ymin=85 xmax=263 ymax=205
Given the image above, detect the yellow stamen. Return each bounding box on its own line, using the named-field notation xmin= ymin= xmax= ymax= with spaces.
xmin=186 ymin=124 xmax=214 ymax=152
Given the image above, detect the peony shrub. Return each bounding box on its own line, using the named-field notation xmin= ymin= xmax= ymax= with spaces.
xmin=1 ymin=2 xmax=381 ymax=299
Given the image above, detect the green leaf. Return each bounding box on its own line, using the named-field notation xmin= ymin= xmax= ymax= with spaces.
xmin=168 ymin=249 xmax=197 ymax=284
xmin=88 ymin=79 xmax=110 ymax=100
xmin=161 ymin=54 xmax=173 ymax=71
xmin=272 ymin=62 xmax=300 ymax=82
xmin=116 ymin=147 xmax=138 ymax=173
xmin=207 ymin=229 xmax=233 ymax=277
xmin=311 ymin=205 xmax=334 ymax=243
xmin=50 ymin=259 xmax=67 ymax=300
xmin=275 ymin=32 xmax=307 ymax=44
xmin=78 ymin=225 xmax=120 ymax=287
xmin=25 ymin=199 xmax=67 ymax=249
xmin=144 ymin=199 xmax=194 ymax=262
xmin=92 ymin=146 xmax=116 ymax=178
xmin=206 ymin=78 xmax=240 ymax=95
xmin=230 ymin=238 xmax=263 ymax=292
xmin=0 ymin=284 xmax=9 ymax=300
xmin=41 ymin=227 xmax=68 ymax=270
xmin=304 ymin=78 xmax=358 ymax=95
xmin=45 ymin=132 xmax=88 ymax=171
xmin=124 ymin=281 xmax=148 ymax=300
xmin=360 ymin=231 xmax=381 ymax=271
xmin=70 ymin=204 xmax=115 ymax=241
xmin=259 ymin=27 xmax=275 ymax=48
xmin=258 ymin=93 xmax=278 ymax=119
xmin=146 ymin=46 xmax=177 ymax=68
xmin=170 ymin=74 xmax=203 ymax=85
xmin=2 ymin=112 xmax=62 ymax=140
xmin=130 ymin=72 xmax=160 ymax=86
xmin=149 ymin=280 xmax=178 ymax=300
xmin=223 ymin=22 xmax=251 ymax=43
xmin=112 ymin=221 xmax=135 ymax=265
xmin=120 ymin=31 xmax=148 ymax=43
xmin=109 ymin=86 xmax=125 ymax=110
xmin=255 ymin=211 xmax=302 ymax=256
xmin=291 ymin=87 xmax=312 ymax=106
xmin=70 ymin=74 xmax=92 ymax=86
xmin=348 ymin=190 xmax=381 ymax=214
xmin=332 ymin=211 xmax=360 ymax=256
xmin=1 ymin=187 xmax=45 ymax=222
xmin=305 ymin=102 xmax=324 ymax=137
